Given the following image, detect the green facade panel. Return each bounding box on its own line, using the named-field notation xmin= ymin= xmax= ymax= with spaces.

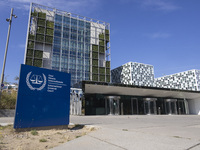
xmin=26 ymin=49 xmax=33 ymax=57
xmin=34 ymin=50 xmax=43 ymax=59
xmin=106 ymin=61 xmax=110 ymax=68
xmin=28 ymin=34 xmax=35 ymax=41
xmin=92 ymin=59 xmax=98 ymax=66
xmin=99 ymin=67 xmax=105 ymax=75
xmin=99 ymin=46 xmax=105 ymax=53
xmin=33 ymin=59 xmax=42 ymax=67
xmin=38 ymin=12 xmax=46 ymax=19
xmin=45 ymin=36 xmax=53 ymax=43
xmin=26 ymin=58 xmax=33 ymax=66
xmin=46 ymin=28 xmax=54 ymax=36
xmin=106 ymin=75 xmax=110 ymax=82
xmin=92 ymin=45 xmax=98 ymax=52
xmin=92 ymin=52 xmax=98 ymax=59
xmin=36 ymin=34 xmax=44 ymax=42
xmin=100 ymin=75 xmax=105 ymax=82
xmin=46 ymin=21 xmax=54 ymax=28
xmin=93 ymin=74 xmax=98 ymax=81
xmin=37 ymin=18 xmax=45 ymax=26
xmin=27 ymin=41 xmax=34 ymax=49
xmin=92 ymin=67 xmax=98 ymax=74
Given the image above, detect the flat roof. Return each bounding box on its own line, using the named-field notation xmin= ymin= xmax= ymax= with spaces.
xmin=82 ymin=81 xmax=200 ymax=100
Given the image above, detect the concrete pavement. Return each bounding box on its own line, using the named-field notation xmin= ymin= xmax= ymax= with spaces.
xmin=52 ymin=115 xmax=200 ymax=150
xmin=1 ymin=116 xmax=200 ymax=149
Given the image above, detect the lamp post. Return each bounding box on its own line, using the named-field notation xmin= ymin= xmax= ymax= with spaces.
xmin=0 ymin=8 xmax=17 ymax=100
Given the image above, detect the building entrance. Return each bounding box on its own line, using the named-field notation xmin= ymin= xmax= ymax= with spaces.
xmin=177 ymin=100 xmax=187 ymax=114
xmin=164 ymin=99 xmax=177 ymax=115
xmin=131 ymin=98 xmax=139 ymax=114
xmin=143 ymin=98 xmax=157 ymax=115
xmin=105 ymin=96 xmax=120 ymax=115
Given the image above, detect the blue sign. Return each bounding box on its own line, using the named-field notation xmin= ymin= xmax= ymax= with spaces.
xmin=14 ymin=64 xmax=71 ymax=128
xmin=1 ymin=84 xmax=4 ymax=87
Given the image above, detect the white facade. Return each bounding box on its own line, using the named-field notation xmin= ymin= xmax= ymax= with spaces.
xmin=111 ymin=62 xmax=154 ymax=86
xmin=188 ymin=99 xmax=200 ymax=115
xmin=155 ymin=70 xmax=200 ymax=91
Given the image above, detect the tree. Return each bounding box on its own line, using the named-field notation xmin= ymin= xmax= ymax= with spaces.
xmin=13 ymin=76 xmax=19 ymax=85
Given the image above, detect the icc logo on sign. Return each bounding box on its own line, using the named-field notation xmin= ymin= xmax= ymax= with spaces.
xmin=26 ymin=72 xmax=46 ymax=91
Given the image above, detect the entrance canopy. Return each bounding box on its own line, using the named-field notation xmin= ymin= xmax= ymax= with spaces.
xmin=82 ymin=81 xmax=200 ymax=100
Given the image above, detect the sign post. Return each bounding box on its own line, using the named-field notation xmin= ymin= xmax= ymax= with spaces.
xmin=14 ymin=64 xmax=71 ymax=128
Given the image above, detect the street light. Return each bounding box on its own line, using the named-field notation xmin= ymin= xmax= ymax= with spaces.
xmin=0 ymin=8 xmax=17 ymax=99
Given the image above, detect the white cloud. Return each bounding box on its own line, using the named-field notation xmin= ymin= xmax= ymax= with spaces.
xmin=141 ymin=0 xmax=180 ymax=11
xmin=145 ymin=32 xmax=171 ymax=39
xmin=0 ymin=0 xmax=100 ymax=14
xmin=120 ymin=0 xmax=180 ymax=12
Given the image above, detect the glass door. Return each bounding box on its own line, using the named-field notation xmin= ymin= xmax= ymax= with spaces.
xmin=105 ymin=96 xmax=120 ymax=115
xmin=131 ymin=98 xmax=138 ymax=114
xmin=164 ymin=99 xmax=177 ymax=115
xmin=143 ymin=98 xmax=157 ymax=115
xmin=177 ymin=100 xmax=186 ymax=114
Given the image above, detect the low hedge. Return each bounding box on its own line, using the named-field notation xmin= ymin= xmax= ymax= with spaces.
xmin=0 ymin=92 xmax=17 ymax=109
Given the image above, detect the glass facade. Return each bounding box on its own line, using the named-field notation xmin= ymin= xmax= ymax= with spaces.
xmin=25 ymin=3 xmax=111 ymax=87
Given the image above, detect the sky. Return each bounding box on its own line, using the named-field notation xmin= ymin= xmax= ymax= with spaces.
xmin=0 ymin=0 xmax=200 ymax=83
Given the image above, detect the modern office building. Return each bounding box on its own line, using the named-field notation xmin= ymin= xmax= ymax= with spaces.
xmin=24 ymin=3 xmax=111 ymax=86
xmin=155 ymin=69 xmax=200 ymax=91
xmin=23 ymin=3 xmax=200 ymax=116
xmin=82 ymin=81 xmax=200 ymax=115
xmin=111 ymin=62 xmax=154 ymax=86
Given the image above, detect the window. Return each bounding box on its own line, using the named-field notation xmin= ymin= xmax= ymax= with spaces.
xmin=55 ymin=14 xmax=62 ymax=23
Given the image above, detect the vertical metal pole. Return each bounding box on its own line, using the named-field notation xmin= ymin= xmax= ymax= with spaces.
xmin=0 ymin=8 xmax=14 ymax=99
xmin=131 ymin=98 xmax=133 ymax=115
xmin=121 ymin=102 xmax=123 ymax=115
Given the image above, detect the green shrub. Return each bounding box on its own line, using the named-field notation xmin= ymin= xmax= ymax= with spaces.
xmin=26 ymin=58 xmax=33 ymax=66
xmin=34 ymin=50 xmax=43 ymax=59
xmin=92 ymin=52 xmax=98 ymax=59
xmin=28 ymin=34 xmax=35 ymax=40
xmin=37 ymin=18 xmax=45 ymax=26
xmin=26 ymin=49 xmax=33 ymax=57
xmin=46 ymin=21 xmax=54 ymax=28
xmin=38 ymin=12 xmax=46 ymax=19
xmin=39 ymin=139 xmax=47 ymax=142
xmin=27 ymin=41 xmax=34 ymax=49
xmin=45 ymin=36 xmax=53 ymax=43
xmin=36 ymin=34 xmax=44 ymax=42
xmin=106 ymin=61 xmax=110 ymax=68
xmin=37 ymin=27 xmax=45 ymax=34
xmin=92 ymin=45 xmax=98 ymax=52
xmin=92 ymin=67 xmax=98 ymax=74
xmin=31 ymin=130 xmax=38 ymax=136
xmin=33 ymin=59 xmax=42 ymax=67
xmin=92 ymin=59 xmax=98 ymax=66
xmin=46 ymin=28 xmax=54 ymax=36
xmin=0 ymin=92 xmax=17 ymax=109
xmin=99 ymin=67 xmax=105 ymax=74
xmin=100 ymin=75 xmax=105 ymax=82
xmin=92 ymin=74 xmax=98 ymax=81
xmin=99 ymin=46 xmax=105 ymax=53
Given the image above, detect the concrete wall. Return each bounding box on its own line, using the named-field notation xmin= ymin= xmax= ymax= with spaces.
xmin=188 ymin=99 xmax=200 ymax=115
xmin=0 ymin=109 xmax=15 ymax=117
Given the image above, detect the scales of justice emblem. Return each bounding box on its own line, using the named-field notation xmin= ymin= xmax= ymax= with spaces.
xmin=26 ymin=72 xmax=47 ymax=91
